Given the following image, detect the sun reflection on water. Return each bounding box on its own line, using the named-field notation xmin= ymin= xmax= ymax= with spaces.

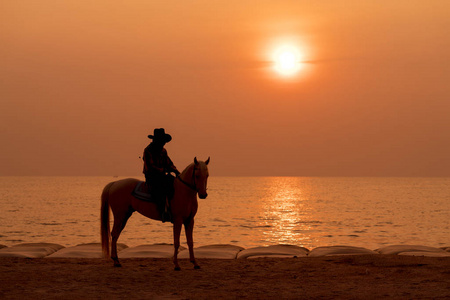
xmin=258 ymin=178 xmax=319 ymax=247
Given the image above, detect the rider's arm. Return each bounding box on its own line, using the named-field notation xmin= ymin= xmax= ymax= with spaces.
xmin=143 ymin=149 xmax=165 ymax=174
xmin=165 ymin=153 xmax=180 ymax=175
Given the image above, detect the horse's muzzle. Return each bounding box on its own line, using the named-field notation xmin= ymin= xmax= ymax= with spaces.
xmin=198 ymin=193 xmax=208 ymax=199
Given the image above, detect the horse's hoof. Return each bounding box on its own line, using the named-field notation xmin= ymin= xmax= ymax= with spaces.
xmin=114 ymin=263 xmax=122 ymax=268
xmin=194 ymin=265 xmax=201 ymax=270
xmin=174 ymin=266 xmax=181 ymax=271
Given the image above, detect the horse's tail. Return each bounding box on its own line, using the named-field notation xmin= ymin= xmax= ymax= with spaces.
xmin=100 ymin=182 xmax=114 ymax=258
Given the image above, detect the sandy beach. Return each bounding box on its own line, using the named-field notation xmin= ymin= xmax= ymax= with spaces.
xmin=1 ymin=255 xmax=449 ymax=299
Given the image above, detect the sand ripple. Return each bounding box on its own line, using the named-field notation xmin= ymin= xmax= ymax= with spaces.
xmin=1 ymin=242 xmax=449 ymax=259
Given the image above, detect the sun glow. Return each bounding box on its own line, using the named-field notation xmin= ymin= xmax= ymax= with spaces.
xmin=273 ymin=46 xmax=303 ymax=76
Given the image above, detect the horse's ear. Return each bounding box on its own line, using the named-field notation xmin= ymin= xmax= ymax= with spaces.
xmin=194 ymin=157 xmax=199 ymax=165
xmin=205 ymin=157 xmax=210 ymax=165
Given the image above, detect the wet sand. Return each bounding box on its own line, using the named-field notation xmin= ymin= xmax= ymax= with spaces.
xmin=1 ymin=255 xmax=449 ymax=299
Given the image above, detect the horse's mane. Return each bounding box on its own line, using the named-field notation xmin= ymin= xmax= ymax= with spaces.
xmin=179 ymin=160 xmax=209 ymax=181
xmin=180 ymin=163 xmax=195 ymax=178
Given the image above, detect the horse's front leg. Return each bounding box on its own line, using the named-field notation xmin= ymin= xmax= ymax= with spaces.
xmin=172 ymin=220 xmax=182 ymax=271
xmin=185 ymin=218 xmax=200 ymax=269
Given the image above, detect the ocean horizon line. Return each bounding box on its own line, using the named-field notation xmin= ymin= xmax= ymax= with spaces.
xmin=1 ymin=175 xmax=449 ymax=178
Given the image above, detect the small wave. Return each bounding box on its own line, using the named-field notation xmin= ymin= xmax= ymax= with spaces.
xmin=240 ymin=225 xmax=253 ymax=228
xmin=239 ymin=224 xmax=272 ymax=229
xmin=212 ymin=218 xmax=227 ymax=222
xmin=295 ymin=220 xmax=322 ymax=224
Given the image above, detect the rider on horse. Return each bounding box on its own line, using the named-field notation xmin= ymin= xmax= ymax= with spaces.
xmin=143 ymin=128 xmax=180 ymax=222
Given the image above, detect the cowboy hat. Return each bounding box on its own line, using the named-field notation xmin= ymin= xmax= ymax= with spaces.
xmin=148 ymin=128 xmax=172 ymax=143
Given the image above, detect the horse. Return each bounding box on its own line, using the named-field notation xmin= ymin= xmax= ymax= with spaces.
xmin=101 ymin=157 xmax=210 ymax=270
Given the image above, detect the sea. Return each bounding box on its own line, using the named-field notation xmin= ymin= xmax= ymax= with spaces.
xmin=0 ymin=177 xmax=449 ymax=250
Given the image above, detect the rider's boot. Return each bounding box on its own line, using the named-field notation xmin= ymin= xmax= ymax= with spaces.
xmin=161 ymin=197 xmax=172 ymax=223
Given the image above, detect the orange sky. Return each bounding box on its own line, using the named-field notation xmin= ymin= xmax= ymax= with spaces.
xmin=1 ymin=1 xmax=449 ymax=176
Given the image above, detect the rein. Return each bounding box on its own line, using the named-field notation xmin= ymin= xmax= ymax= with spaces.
xmin=176 ymin=166 xmax=197 ymax=192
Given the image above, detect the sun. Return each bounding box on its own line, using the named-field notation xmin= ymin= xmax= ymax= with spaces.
xmin=273 ymin=46 xmax=302 ymax=76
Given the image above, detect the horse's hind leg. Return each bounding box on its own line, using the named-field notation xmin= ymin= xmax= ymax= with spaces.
xmin=111 ymin=208 xmax=133 ymax=267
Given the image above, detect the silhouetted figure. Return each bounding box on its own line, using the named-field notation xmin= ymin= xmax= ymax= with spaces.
xmin=143 ymin=128 xmax=180 ymax=222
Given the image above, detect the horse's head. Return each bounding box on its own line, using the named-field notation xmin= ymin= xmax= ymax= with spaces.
xmin=194 ymin=157 xmax=210 ymax=199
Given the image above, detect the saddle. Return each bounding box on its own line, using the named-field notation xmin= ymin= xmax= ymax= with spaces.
xmin=131 ymin=175 xmax=176 ymax=203
xmin=131 ymin=181 xmax=154 ymax=202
